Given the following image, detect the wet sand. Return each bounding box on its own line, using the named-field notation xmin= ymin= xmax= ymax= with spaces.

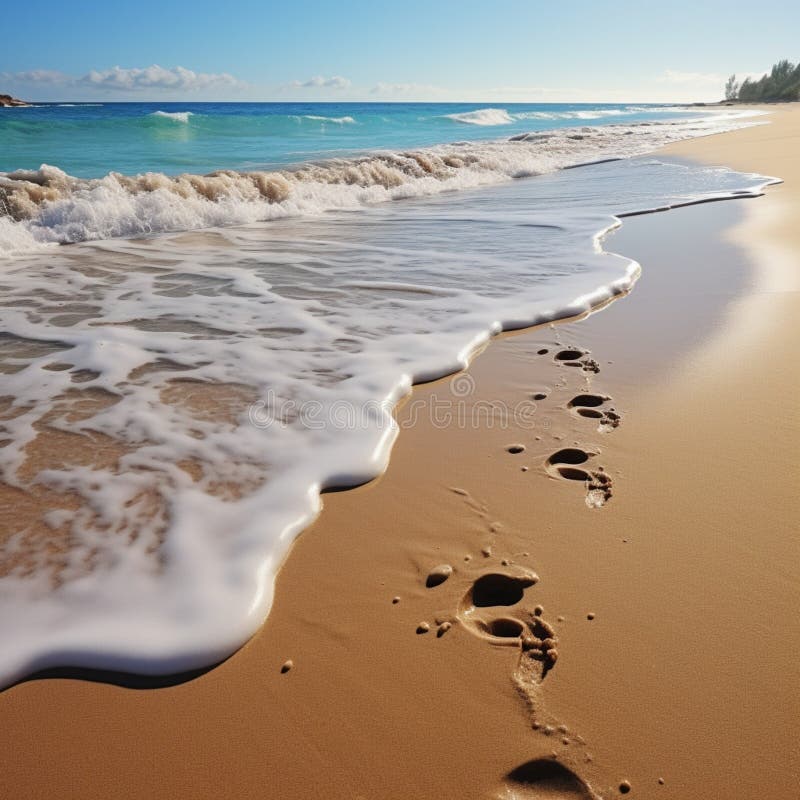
xmin=1 ymin=105 xmax=798 ymax=799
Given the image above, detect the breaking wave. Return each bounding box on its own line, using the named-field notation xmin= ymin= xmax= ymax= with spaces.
xmin=445 ymin=105 xmax=699 ymax=126
xmin=303 ymin=114 xmax=356 ymax=124
xmin=150 ymin=110 xmax=193 ymax=123
xmin=445 ymin=108 xmax=515 ymax=125
xmin=0 ymin=109 xmax=766 ymax=255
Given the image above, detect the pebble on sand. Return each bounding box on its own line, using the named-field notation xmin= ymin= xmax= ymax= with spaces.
xmin=426 ymin=564 xmax=453 ymax=588
xmin=281 ymin=660 xmax=293 ymax=674
xmin=619 ymin=780 xmax=632 ymax=794
xmin=416 ymin=622 xmax=430 ymax=634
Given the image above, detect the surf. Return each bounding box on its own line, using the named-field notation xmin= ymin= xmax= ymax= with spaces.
xmin=0 ymin=109 xmax=766 ymax=255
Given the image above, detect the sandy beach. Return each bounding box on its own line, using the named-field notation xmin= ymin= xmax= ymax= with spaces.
xmin=1 ymin=104 xmax=798 ymax=799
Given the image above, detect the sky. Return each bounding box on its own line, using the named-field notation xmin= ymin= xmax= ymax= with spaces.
xmin=2 ymin=0 xmax=797 ymax=103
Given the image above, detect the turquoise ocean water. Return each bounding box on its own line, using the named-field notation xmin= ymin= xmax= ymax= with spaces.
xmin=0 ymin=101 xmax=714 ymax=177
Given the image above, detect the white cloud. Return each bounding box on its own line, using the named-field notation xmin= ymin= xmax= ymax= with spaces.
xmin=370 ymin=82 xmax=445 ymax=97
xmin=290 ymin=75 xmax=351 ymax=89
xmin=657 ymin=70 xmax=725 ymax=86
xmin=79 ymin=65 xmax=243 ymax=92
xmin=734 ymin=70 xmax=769 ymax=83
xmin=487 ymin=85 xmax=564 ymax=96
xmin=2 ymin=64 xmax=245 ymax=95
xmin=0 ymin=69 xmax=72 ymax=85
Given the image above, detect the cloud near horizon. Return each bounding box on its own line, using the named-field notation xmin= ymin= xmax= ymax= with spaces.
xmin=289 ymin=75 xmax=351 ymax=89
xmin=82 ymin=65 xmax=243 ymax=91
xmin=656 ymin=68 xmax=768 ymax=94
xmin=369 ymin=81 xmax=445 ymax=97
xmin=2 ymin=65 xmax=245 ymax=92
xmin=656 ymin=69 xmax=739 ymax=88
xmin=0 ymin=69 xmax=70 ymax=85
xmin=2 ymin=65 xmax=748 ymax=103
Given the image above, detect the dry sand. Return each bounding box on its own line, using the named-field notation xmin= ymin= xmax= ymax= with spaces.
xmin=1 ymin=105 xmax=798 ymax=799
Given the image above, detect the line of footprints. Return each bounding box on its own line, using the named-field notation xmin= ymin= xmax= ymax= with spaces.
xmin=409 ymin=484 xmax=635 ymax=798
xmin=405 ymin=346 xmax=633 ymax=796
xmin=507 ymin=346 xmax=621 ymax=508
xmin=415 ymin=536 xmax=607 ymax=799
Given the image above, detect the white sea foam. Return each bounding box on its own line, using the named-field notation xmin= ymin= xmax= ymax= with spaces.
xmin=446 ymin=105 xmax=756 ymax=123
xmin=515 ymin=107 xmax=655 ymax=121
xmin=445 ymin=107 xmax=515 ymax=125
xmin=0 ymin=110 xmax=778 ymax=687
xmin=446 ymin=105 xmax=690 ymax=125
xmin=0 ymin=216 xmax=52 ymax=256
xmin=303 ymin=114 xmax=356 ymax=124
xmin=150 ymin=110 xmax=193 ymax=123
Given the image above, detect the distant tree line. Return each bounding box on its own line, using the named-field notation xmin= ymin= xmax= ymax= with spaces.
xmin=725 ymin=59 xmax=800 ymax=102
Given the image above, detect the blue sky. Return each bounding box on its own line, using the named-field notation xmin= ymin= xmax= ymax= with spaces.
xmin=2 ymin=0 xmax=797 ymax=102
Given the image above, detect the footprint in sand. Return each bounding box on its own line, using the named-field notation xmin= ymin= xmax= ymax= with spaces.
xmin=553 ymin=349 xmax=600 ymax=374
xmin=567 ymin=394 xmax=621 ymax=432
xmin=545 ymin=448 xmax=612 ymax=508
xmin=494 ymin=759 xmax=600 ymax=799
xmin=458 ymin=572 xmax=559 ymax=684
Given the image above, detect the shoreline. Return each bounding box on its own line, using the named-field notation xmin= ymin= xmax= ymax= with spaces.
xmin=0 ymin=117 xmax=771 ymax=688
xmin=1 ymin=105 xmax=798 ymax=799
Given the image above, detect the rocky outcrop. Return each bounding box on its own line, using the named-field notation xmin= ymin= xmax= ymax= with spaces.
xmin=0 ymin=94 xmax=30 ymax=107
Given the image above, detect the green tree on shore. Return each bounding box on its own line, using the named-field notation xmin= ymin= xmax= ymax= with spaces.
xmin=726 ymin=59 xmax=800 ymax=102
xmin=724 ymin=75 xmax=739 ymax=101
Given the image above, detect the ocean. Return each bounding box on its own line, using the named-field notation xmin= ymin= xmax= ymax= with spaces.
xmin=0 ymin=102 xmax=775 ymax=684
xmin=0 ymin=101 xmax=754 ymax=178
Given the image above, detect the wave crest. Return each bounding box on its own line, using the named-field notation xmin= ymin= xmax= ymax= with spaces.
xmin=150 ymin=110 xmax=193 ymax=123
xmin=445 ymin=108 xmax=515 ymax=126
xmin=303 ymin=114 xmax=355 ymax=124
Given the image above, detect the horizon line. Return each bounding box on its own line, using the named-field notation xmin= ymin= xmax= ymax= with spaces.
xmin=6 ymin=98 xmax=723 ymax=105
